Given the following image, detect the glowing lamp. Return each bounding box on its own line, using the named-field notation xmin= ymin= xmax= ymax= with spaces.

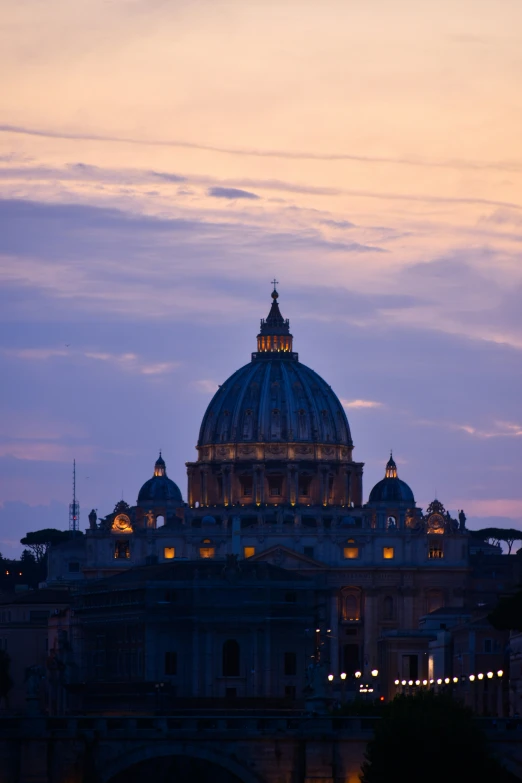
xmin=340 ymin=672 xmax=347 ymax=680
xmin=401 ymin=680 xmax=407 ymax=686
xmin=487 ymin=671 xmax=494 ymax=679
xmin=497 ymin=670 xmax=504 ymax=677
xmin=453 ymin=677 xmax=458 ymax=683
xmin=327 ymin=674 xmax=334 ymax=681
xmin=394 ymin=679 xmax=400 ymax=685
xmin=477 ymin=673 xmax=484 ymax=680
xmin=408 ymin=680 xmax=413 ymax=686
xmin=415 ymin=680 xmax=420 ymax=686
xmin=371 ymin=669 xmax=379 ymax=677
xmin=422 ymin=680 xmax=428 ymax=686
xmin=469 ymin=675 xmax=476 ymax=682
xmin=355 ymin=671 xmax=362 ymax=678
xmin=437 ymin=679 xmax=442 ymax=685
xmin=444 ymin=678 xmax=450 ymax=684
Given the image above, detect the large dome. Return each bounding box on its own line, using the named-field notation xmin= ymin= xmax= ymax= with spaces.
xmin=197 ymin=288 xmax=352 ymax=449
xmin=368 ymin=455 xmax=415 ymax=504
xmin=137 ymin=454 xmax=183 ymax=505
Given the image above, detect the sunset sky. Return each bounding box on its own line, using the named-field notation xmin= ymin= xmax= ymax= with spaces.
xmin=1 ymin=0 xmax=521 ymax=556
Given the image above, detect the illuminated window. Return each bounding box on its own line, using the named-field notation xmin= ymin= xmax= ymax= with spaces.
xmin=383 ymin=547 xmax=394 ymax=560
xmin=428 ymin=540 xmax=444 ymax=559
xmin=344 ymin=540 xmax=359 ymax=559
xmin=200 ymin=539 xmax=215 ymax=559
xmin=244 ymin=546 xmax=255 ymax=558
xmin=114 ymin=541 xmax=130 ymax=560
xmin=164 ymin=547 xmax=175 ymax=560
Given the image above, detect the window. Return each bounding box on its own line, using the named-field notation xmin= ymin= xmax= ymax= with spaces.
xmin=68 ymin=561 xmax=80 ymax=573
xmin=387 ymin=516 xmax=397 ymax=530
xmin=383 ymin=547 xmax=394 ymax=560
xmin=402 ymin=654 xmax=418 ymax=680
xmin=222 ymin=639 xmax=240 ymax=677
xmin=426 ymin=591 xmax=444 ymax=613
xmin=484 ymin=639 xmax=492 ymax=653
xmin=428 ymin=540 xmax=444 ymax=559
xmin=284 ymin=652 xmax=297 ymax=676
xmin=383 ymin=595 xmax=394 ymax=620
xmin=240 ymin=476 xmax=253 ymax=497
xmin=344 ymin=540 xmax=359 ymax=559
xmin=298 ymin=476 xmax=311 ymax=497
xmin=164 ymin=547 xmax=175 ymax=560
xmin=284 ymin=685 xmax=296 ymax=700
xmin=29 ymin=610 xmax=49 ymax=622
xmin=268 ymin=477 xmax=282 ymax=497
xmin=114 ymin=541 xmax=130 ymax=560
xmin=165 ymin=651 xmax=177 ymax=675
xmin=343 ymin=593 xmax=359 ymax=621
xmin=303 ymin=546 xmax=314 ymax=559
xmin=342 ymin=644 xmax=360 ymax=674
xmin=199 ymin=539 xmax=215 ymax=559
xmin=243 ymin=546 xmax=255 ymax=559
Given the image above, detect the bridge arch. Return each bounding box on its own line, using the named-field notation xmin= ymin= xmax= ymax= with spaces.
xmin=100 ymin=741 xmax=265 ymax=783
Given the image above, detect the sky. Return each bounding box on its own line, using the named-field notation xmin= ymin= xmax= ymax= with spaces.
xmin=0 ymin=0 xmax=521 ymax=557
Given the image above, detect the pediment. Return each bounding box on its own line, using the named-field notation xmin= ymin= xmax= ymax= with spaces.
xmin=249 ymin=545 xmax=328 ymax=570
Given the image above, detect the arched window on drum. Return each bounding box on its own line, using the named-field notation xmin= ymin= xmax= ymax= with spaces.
xmin=340 ymin=589 xmax=360 ymax=621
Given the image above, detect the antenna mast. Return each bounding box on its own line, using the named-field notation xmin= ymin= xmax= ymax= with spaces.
xmin=69 ymin=459 xmax=80 ymax=532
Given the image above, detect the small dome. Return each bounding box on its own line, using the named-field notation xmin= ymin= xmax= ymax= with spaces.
xmin=368 ymin=453 xmax=415 ymax=504
xmin=137 ymin=453 xmax=183 ymax=505
xmin=202 ymin=515 xmax=217 ymax=525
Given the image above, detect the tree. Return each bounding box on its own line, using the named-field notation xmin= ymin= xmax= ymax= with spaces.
xmin=471 ymin=527 xmax=522 ymax=554
xmin=489 ymin=590 xmax=522 ymax=632
xmin=19 ymin=529 xmax=76 ymax=564
xmin=0 ymin=650 xmax=13 ymax=709
xmin=360 ymin=691 xmax=516 ymax=783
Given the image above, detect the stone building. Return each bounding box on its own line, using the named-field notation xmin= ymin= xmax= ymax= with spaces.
xmin=46 ymin=287 xmax=519 ymax=706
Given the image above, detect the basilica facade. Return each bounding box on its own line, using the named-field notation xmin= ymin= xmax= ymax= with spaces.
xmin=48 ymin=287 xmax=492 ymax=705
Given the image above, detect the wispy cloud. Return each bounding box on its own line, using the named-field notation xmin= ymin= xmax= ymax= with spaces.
xmin=192 ymin=379 xmax=219 ymax=394
xmin=3 ymin=123 xmax=522 ymax=173
xmin=341 ymin=399 xmax=384 ymax=409
xmin=208 ymin=186 xmax=260 ymax=200
xmin=4 ymin=347 xmax=180 ymax=376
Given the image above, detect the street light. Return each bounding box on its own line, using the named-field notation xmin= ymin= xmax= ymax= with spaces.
xmin=477 ymin=673 xmax=484 ymax=680
xmin=355 ymin=671 xmax=362 ymax=679
xmin=415 ymin=680 xmax=420 ymax=686
xmin=497 ymin=670 xmax=504 ymax=678
xmin=453 ymin=677 xmax=458 ymax=683
xmin=371 ymin=669 xmax=379 ymax=677
xmin=437 ymin=679 xmax=442 ymax=685
xmin=401 ymin=680 xmax=407 ymax=686
xmin=469 ymin=675 xmax=476 ymax=682
xmin=340 ymin=672 xmax=347 ymax=680
xmin=422 ymin=680 xmax=428 ymax=686
xmin=394 ymin=679 xmax=400 ymax=685
xmin=487 ymin=672 xmax=494 ymax=679
xmin=444 ymin=678 xmax=450 ymax=684
xmin=328 ymin=674 xmax=334 ymax=681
